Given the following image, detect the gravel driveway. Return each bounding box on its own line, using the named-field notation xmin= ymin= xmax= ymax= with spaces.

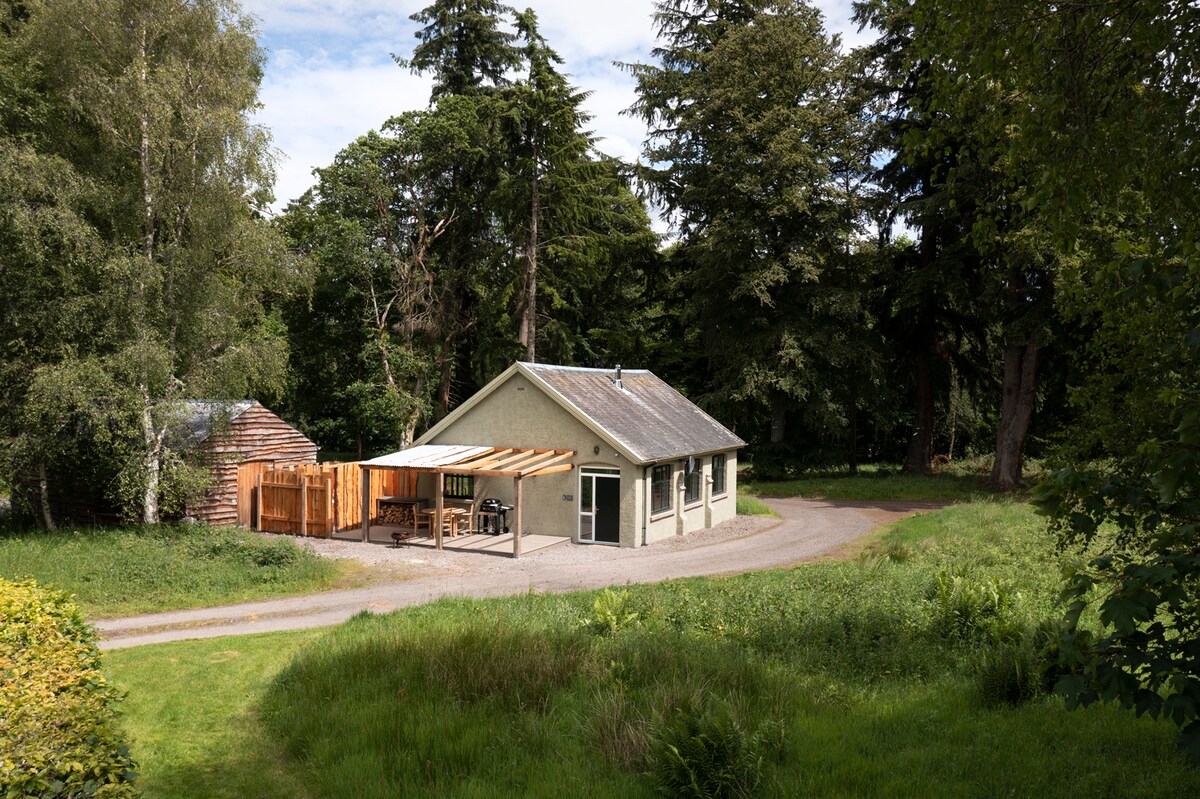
xmin=95 ymin=498 xmax=943 ymax=649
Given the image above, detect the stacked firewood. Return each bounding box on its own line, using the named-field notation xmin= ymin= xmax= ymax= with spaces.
xmin=378 ymin=503 xmax=416 ymax=526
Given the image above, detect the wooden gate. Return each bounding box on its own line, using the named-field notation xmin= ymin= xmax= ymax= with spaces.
xmin=257 ymin=467 xmax=334 ymax=536
xmin=241 ymin=462 xmax=415 ymax=535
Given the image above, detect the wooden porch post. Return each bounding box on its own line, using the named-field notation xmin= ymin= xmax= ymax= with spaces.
xmin=435 ymin=471 xmax=445 ymax=551
xmin=512 ymin=475 xmax=523 ymax=559
xmin=360 ymin=466 xmax=371 ymax=543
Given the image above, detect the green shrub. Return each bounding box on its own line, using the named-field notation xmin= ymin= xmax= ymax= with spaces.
xmin=647 ymin=697 xmax=779 ymax=799
xmin=0 ymin=579 xmax=138 ymax=798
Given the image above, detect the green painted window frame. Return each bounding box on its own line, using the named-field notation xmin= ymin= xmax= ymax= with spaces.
xmin=651 ymin=464 xmax=672 ymax=514
xmin=712 ymin=454 xmax=727 ymax=496
xmin=684 ymin=466 xmax=701 ymax=505
xmin=444 ymin=474 xmax=474 ymax=500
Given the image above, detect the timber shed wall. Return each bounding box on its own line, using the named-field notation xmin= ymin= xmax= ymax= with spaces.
xmin=189 ymin=403 xmax=317 ymax=526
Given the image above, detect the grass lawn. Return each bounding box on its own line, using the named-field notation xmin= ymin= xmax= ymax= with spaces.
xmin=104 ymin=630 xmax=321 ymax=799
xmin=102 ymin=499 xmax=1200 ymax=798
xmin=0 ymin=524 xmax=366 ymax=618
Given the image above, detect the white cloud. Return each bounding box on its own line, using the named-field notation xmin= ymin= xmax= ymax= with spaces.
xmin=255 ymin=62 xmax=433 ymax=208
xmin=247 ymin=1 xmax=878 ymax=214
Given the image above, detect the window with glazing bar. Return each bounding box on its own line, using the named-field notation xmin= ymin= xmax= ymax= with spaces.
xmin=651 ymin=464 xmax=672 ymax=514
xmin=712 ymin=454 xmax=727 ymax=496
xmin=444 ymin=474 xmax=474 ymax=499
xmin=684 ymin=462 xmax=701 ymax=505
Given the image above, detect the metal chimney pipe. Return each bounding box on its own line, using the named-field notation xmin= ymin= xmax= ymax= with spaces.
xmin=614 ymin=364 xmax=623 ymax=389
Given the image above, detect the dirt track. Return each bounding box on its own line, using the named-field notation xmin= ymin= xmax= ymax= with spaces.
xmin=95 ymin=498 xmax=944 ymax=649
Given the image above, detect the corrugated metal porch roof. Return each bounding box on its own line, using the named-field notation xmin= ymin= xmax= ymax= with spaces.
xmin=361 ymin=444 xmax=575 ymax=478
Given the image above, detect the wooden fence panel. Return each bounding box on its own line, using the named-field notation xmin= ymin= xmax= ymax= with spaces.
xmin=236 ymin=461 xmax=276 ymax=528
xmin=249 ymin=461 xmax=414 ymax=534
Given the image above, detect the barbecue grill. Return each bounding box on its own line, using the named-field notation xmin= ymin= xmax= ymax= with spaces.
xmin=477 ymin=497 xmax=511 ymax=535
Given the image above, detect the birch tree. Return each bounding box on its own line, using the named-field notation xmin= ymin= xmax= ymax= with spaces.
xmin=2 ymin=0 xmax=291 ymax=522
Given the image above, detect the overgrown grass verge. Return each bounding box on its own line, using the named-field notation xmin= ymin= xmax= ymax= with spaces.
xmin=103 ymin=499 xmax=1199 ymax=798
xmin=735 ymin=493 xmax=777 ymax=516
xmin=743 ymin=468 xmax=991 ymax=502
xmin=0 ymin=524 xmax=351 ymax=617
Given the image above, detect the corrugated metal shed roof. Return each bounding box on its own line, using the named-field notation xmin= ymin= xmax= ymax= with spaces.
xmin=521 ymin=363 xmax=745 ymax=463
xmin=180 ymin=400 xmax=255 ymax=444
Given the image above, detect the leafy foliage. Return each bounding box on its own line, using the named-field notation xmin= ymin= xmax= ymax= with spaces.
xmin=913 ymin=0 xmax=1200 ymax=760
xmin=925 ymin=567 xmax=1021 ymax=643
xmin=0 ymin=0 xmax=295 ymax=525
xmin=626 ymin=1 xmax=880 ymax=450
xmin=0 ymin=579 xmax=138 ymax=798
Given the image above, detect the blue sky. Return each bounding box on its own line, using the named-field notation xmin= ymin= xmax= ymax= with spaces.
xmin=242 ymin=1 xmax=875 ymax=223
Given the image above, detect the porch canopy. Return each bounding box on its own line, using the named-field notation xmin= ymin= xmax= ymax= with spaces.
xmin=359 ymin=444 xmax=575 ymax=557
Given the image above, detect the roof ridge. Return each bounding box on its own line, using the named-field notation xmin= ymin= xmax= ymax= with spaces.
xmin=520 ymin=362 xmax=650 ymax=374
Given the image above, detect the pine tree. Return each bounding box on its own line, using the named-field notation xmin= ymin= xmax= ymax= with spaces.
xmin=625 ymin=0 xmax=872 ymax=453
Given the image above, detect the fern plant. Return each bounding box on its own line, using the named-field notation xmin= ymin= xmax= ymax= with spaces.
xmin=647 ymin=698 xmax=780 ymax=798
xmin=582 ymin=588 xmax=639 ymax=635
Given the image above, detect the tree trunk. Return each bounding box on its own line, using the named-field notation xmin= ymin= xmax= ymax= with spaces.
xmin=437 ymin=350 xmax=453 ymax=419
xmin=37 ymin=463 xmax=56 ymax=532
xmin=141 ymin=389 xmax=160 ymax=524
xmin=848 ymin=402 xmax=859 ymax=476
xmin=770 ymin=395 xmax=786 ymax=445
xmin=903 ymin=348 xmax=934 ymax=475
xmin=139 ymin=24 xmax=154 ymax=267
xmin=519 ymin=145 xmax=539 ymax=362
xmin=401 ymin=377 xmax=426 ymax=447
xmin=990 ymin=332 xmax=1039 ymax=490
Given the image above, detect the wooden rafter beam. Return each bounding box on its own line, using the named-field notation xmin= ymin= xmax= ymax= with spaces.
xmin=497 ymin=451 xmax=551 ymax=473
xmin=458 ymin=448 xmax=515 ymax=469
xmin=522 ymin=463 xmax=576 ymax=477
xmin=516 ymin=450 xmax=574 ymax=475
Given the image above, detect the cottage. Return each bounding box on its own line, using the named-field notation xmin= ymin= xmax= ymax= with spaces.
xmin=363 ymin=363 xmax=744 ymax=549
xmin=183 ymin=401 xmax=317 ymax=526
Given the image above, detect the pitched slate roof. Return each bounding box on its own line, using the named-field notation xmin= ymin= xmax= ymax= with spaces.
xmin=417 ymin=362 xmax=744 ymax=464
xmin=521 ymin=364 xmax=744 ymax=463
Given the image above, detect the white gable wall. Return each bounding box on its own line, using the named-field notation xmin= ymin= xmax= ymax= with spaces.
xmin=423 ymin=371 xmax=642 ymax=545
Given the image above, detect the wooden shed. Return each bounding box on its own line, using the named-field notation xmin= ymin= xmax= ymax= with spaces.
xmin=183 ymin=401 xmax=317 ymax=526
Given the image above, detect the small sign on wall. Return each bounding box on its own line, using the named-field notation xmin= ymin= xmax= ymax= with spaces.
xmin=562 ymin=494 xmax=573 ymax=502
